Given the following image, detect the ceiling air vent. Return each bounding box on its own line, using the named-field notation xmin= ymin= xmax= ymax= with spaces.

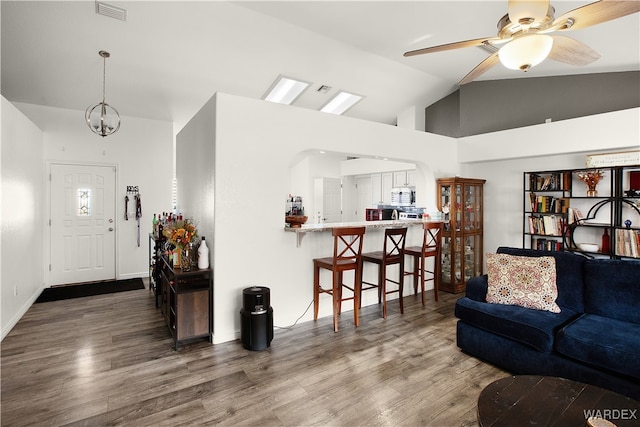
xmin=95 ymin=1 xmax=127 ymax=21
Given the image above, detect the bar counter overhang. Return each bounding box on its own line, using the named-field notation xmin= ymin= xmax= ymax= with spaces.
xmin=284 ymin=219 xmax=433 ymax=247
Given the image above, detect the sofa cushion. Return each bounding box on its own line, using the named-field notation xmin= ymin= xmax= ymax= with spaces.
xmin=497 ymin=247 xmax=586 ymax=312
xmin=486 ymin=253 xmax=560 ymax=313
xmin=455 ymin=296 xmax=578 ymax=353
xmin=583 ymin=259 xmax=640 ymax=325
xmin=556 ymin=313 xmax=640 ymax=381
xmin=465 ymin=274 xmax=489 ymax=302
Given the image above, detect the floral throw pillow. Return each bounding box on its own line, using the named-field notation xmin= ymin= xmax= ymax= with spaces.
xmin=486 ymin=253 xmax=561 ymax=313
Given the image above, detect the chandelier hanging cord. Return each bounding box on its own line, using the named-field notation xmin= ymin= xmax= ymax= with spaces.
xmin=100 ymin=51 xmax=108 ymax=105
xmin=86 ymin=50 xmax=121 ymax=137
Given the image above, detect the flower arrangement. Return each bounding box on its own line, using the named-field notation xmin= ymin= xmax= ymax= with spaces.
xmin=163 ymin=218 xmax=198 ymax=249
xmin=576 ymin=170 xmax=605 ymax=197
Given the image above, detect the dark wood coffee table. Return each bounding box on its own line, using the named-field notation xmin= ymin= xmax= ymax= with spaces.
xmin=478 ymin=375 xmax=640 ymax=427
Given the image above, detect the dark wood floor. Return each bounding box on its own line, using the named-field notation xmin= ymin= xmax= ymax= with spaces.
xmin=1 ymin=284 xmax=507 ymax=426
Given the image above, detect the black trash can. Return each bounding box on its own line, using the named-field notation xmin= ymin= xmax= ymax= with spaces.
xmin=240 ymin=286 xmax=273 ymax=351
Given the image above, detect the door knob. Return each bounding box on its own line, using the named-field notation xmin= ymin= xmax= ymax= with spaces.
xmin=109 ymin=219 xmax=114 ymax=223
xmin=108 ymin=227 xmax=114 ymax=231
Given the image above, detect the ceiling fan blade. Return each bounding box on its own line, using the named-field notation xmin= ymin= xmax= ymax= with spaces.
xmin=548 ymin=35 xmax=601 ymax=66
xmin=552 ymin=0 xmax=640 ymax=31
xmin=508 ymin=0 xmax=550 ymax=24
xmin=404 ymin=37 xmax=499 ymax=57
xmin=459 ymin=52 xmax=500 ymax=85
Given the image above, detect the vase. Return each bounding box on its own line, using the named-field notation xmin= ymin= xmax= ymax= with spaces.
xmin=601 ymin=228 xmax=610 ymax=253
xmin=180 ymin=246 xmax=192 ymax=271
xmin=586 ymin=189 xmax=597 ymax=197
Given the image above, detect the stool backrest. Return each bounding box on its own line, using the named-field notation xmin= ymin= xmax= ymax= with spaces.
xmin=422 ymin=221 xmax=444 ymax=256
xmin=384 ymin=227 xmax=407 ymax=258
xmin=331 ymin=226 xmax=366 ymax=263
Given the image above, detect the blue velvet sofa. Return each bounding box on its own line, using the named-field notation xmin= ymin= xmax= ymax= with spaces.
xmin=455 ymin=246 xmax=640 ymax=400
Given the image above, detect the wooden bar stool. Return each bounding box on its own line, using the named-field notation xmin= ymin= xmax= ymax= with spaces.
xmin=404 ymin=221 xmax=444 ymax=304
xmin=313 ymin=226 xmax=366 ymax=332
xmin=360 ymin=227 xmax=407 ymax=318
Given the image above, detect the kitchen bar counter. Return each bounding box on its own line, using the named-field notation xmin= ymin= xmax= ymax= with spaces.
xmin=285 ymin=219 xmax=435 ymax=246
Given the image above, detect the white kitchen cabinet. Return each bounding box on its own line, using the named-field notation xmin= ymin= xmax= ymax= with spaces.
xmin=393 ymin=169 xmax=416 ymax=187
xmin=393 ymin=171 xmax=407 ymax=187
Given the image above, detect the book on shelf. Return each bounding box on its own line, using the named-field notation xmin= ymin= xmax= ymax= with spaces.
xmin=567 ymin=207 xmax=585 ymax=225
xmin=615 ymin=229 xmax=640 ymax=258
xmin=533 ymin=238 xmax=563 ymax=251
xmin=529 ymin=194 xmax=569 ymax=213
xmin=528 ymin=215 xmax=564 ymax=236
xmin=529 ymin=172 xmax=568 ymax=191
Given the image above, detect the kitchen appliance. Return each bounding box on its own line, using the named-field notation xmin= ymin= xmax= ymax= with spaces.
xmin=391 ymin=186 xmax=415 ymax=207
xmin=240 ymin=286 xmax=273 ymax=351
xmin=399 ymin=207 xmax=426 ymax=219
xmin=365 ymin=208 xmax=396 ymax=221
xmin=399 ymin=212 xmax=419 ymax=219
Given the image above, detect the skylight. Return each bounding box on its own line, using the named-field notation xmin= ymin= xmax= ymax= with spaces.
xmin=320 ymin=91 xmax=363 ymax=115
xmin=263 ymin=76 xmax=310 ymax=105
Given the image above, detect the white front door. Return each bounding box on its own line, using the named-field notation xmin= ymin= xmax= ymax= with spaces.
xmin=49 ymin=164 xmax=116 ymax=285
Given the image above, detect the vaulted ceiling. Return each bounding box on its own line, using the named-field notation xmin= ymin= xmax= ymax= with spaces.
xmin=2 ymin=1 xmax=638 ymax=132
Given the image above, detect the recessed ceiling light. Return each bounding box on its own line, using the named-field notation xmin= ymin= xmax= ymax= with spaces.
xmin=320 ymin=91 xmax=363 ymax=115
xmin=263 ymin=75 xmax=310 ymax=105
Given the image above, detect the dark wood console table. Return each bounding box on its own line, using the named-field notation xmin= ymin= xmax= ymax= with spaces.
xmin=159 ymin=256 xmax=212 ymax=350
xmin=478 ymin=375 xmax=640 ymax=427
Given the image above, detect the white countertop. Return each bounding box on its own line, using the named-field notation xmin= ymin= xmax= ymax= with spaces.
xmin=284 ymin=219 xmax=439 ymax=233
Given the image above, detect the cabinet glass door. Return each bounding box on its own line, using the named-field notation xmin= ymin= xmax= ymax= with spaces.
xmin=441 ymin=184 xmax=451 ymax=229
xmin=463 ymin=234 xmax=482 ymax=281
xmin=464 ymin=185 xmax=477 ymax=231
xmin=441 ymin=236 xmax=452 ymax=283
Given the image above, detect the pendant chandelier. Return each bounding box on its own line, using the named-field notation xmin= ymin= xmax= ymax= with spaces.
xmin=85 ymin=50 xmax=120 ymax=137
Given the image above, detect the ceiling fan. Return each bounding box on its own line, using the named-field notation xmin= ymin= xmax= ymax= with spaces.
xmin=404 ymin=0 xmax=640 ymax=85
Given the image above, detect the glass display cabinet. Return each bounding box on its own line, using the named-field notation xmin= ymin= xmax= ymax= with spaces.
xmin=437 ymin=177 xmax=486 ymax=293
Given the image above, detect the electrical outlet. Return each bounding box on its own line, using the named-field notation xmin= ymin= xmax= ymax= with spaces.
xmin=13 ymin=285 xmax=18 ymax=296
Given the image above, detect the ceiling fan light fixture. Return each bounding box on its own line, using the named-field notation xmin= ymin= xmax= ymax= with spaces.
xmin=508 ymin=0 xmax=549 ymax=25
xmin=498 ymin=34 xmax=553 ymax=71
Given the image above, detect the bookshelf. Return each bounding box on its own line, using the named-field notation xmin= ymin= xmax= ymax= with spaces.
xmin=523 ymin=165 xmax=640 ymax=259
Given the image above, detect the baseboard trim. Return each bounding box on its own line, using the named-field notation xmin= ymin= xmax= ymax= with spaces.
xmin=1 ymin=285 xmax=43 ymax=341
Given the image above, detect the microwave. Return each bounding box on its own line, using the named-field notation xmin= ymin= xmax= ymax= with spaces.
xmin=365 ymin=208 xmax=395 ymax=221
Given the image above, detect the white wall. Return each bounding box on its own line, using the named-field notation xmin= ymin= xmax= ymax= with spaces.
xmin=13 ymin=102 xmax=174 ymax=283
xmin=175 ymin=95 xmax=216 ymax=265
xmin=177 ymin=92 xmax=459 ymax=344
xmin=1 ymin=97 xmax=45 ymax=338
xmin=458 ymin=108 xmax=640 ymax=262
xmin=340 ymin=158 xmax=416 ymax=176
xmin=397 ymin=105 xmax=426 ymax=132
